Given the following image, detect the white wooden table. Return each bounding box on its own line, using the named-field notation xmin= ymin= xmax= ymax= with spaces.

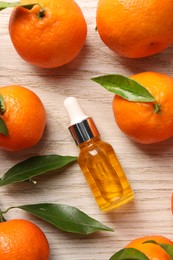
xmin=1 ymin=1 xmax=173 ymax=259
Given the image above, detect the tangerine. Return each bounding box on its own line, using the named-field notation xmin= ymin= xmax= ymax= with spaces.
xmin=125 ymin=235 xmax=173 ymax=260
xmin=9 ymin=0 xmax=87 ymax=68
xmin=96 ymin=0 xmax=173 ymax=58
xmin=0 ymin=219 xmax=50 ymax=259
xmin=112 ymin=72 xmax=173 ymax=144
xmin=0 ymin=85 xmax=46 ymax=151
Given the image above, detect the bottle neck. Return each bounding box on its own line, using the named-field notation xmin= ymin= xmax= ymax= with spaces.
xmin=68 ymin=117 xmax=100 ymax=145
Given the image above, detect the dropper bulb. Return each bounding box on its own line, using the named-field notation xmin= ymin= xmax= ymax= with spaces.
xmin=64 ymin=97 xmax=88 ymax=125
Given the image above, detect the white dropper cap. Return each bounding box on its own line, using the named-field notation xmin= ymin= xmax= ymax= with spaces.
xmin=64 ymin=97 xmax=88 ymax=125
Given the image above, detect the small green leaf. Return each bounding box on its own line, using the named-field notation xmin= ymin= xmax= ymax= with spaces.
xmin=0 ymin=155 xmax=77 ymax=186
xmin=12 ymin=203 xmax=114 ymax=234
xmin=91 ymin=74 xmax=155 ymax=102
xmin=0 ymin=95 xmax=5 ymax=115
xmin=143 ymin=239 xmax=158 ymax=245
xmin=0 ymin=117 xmax=8 ymax=136
xmin=159 ymin=244 xmax=173 ymax=258
xmin=109 ymin=248 xmax=150 ymax=260
xmin=0 ymin=1 xmax=37 ymax=11
xmin=144 ymin=240 xmax=173 ymax=258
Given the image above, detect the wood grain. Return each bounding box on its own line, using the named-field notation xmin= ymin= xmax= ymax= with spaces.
xmin=1 ymin=1 xmax=173 ymax=259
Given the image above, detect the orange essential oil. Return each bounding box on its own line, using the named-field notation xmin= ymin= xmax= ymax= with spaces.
xmin=64 ymin=97 xmax=134 ymax=212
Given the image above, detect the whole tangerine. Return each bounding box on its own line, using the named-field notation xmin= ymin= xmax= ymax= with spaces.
xmin=9 ymin=0 xmax=87 ymax=68
xmin=125 ymin=235 xmax=173 ymax=259
xmin=96 ymin=0 xmax=173 ymax=58
xmin=0 ymin=219 xmax=50 ymax=260
xmin=0 ymin=85 xmax=46 ymax=151
xmin=112 ymin=71 xmax=173 ymax=144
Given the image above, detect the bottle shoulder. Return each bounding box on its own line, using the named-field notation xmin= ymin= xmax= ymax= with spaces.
xmin=79 ymin=137 xmax=111 ymax=148
xmin=78 ymin=137 xmax=116 ymax=157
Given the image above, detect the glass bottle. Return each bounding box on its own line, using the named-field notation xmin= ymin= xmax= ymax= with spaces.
xmin=64 ymin=97 xmax=134 ymax=212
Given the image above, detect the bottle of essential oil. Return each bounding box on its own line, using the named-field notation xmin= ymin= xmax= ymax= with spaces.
xmin=64 ymin=97 xmax=134 ymax=212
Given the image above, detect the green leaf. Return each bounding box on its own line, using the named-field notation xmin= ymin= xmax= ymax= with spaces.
xmin=159 ymin=244 xmax=173 ymax=258
xmin=0 ymin=155 xmax=77 ymax=186
xmin=109 ymin=248 xmax=150 ymax=260
xmin=0 ymin=117 xmax=8 ymax=136
xmin=144 ymin=240 xmax=173 ymax=258
xmin=0 ymin=1 xmax=37 ymax=11
xmin=91 ymin=74 xmax=155 ymax=102
xmin=12 ymin=203 xmax=114 ymax=234
xmin=143 ymin=239 xmax=157 ymax=245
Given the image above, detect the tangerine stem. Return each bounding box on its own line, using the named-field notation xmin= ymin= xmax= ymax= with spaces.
xmin=154 ymin=102 xmax=161 ymax=113
xmin=0 ymin=95 xmax=6 ymax=115
xmin=35 ymin=3 xmax=45 ymax=18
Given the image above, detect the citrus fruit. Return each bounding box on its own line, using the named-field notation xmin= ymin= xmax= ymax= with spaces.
xmin=0 ymin=85 xmax=46 ymax=151
xmin=9 ymin=0 xmax=87 ymax=68
xmin=112 ymin=71 xmax=173 ymax=144
xmin=96 ymin=0 xmax=173 ymax=58
xmin=125 ymin=235 xmax=173 ymax=259
xmin=0 ymin=219 xmax=50 ymax=259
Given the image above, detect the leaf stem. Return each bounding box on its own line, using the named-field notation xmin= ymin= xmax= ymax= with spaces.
xmin=1 ymin=206 xmax=15 ymax=215
xmin=0 ymin=208 xmax=6 ymax=222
